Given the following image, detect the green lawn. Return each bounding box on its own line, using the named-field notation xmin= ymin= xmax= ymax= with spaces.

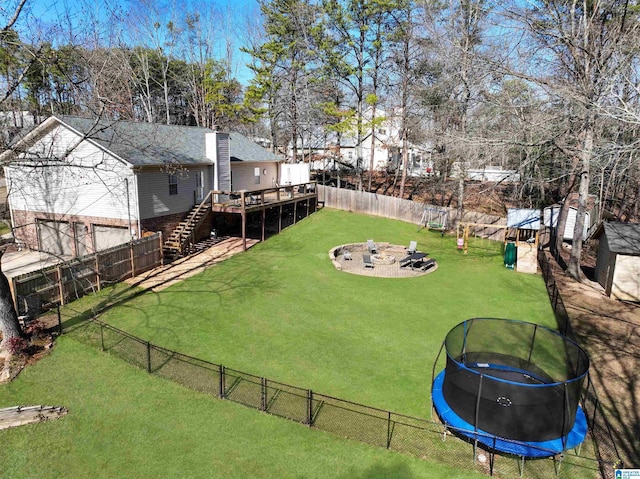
xmin=91 ymin=208 xmax=556 ymax=417
xmin=0 ymin=208 xmax=594 ymax=478
xmin=0 ymin=337 xmax=486 ymax=479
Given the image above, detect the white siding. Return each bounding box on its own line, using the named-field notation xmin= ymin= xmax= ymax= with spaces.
xmin=611 ymin=255 xmax=640 ymax=302
xmin=279 ymin=163 xmax=310 ymax=185
xmin=5 ymin=126 xmax=137 ymax=221
xmin=232 ymin=162 xmax=278 ymax=191
xmin=137 ymin=165 xmax=213 ymax=219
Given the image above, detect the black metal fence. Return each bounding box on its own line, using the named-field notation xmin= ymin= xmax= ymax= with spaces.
xmin=64 ymin=312 xmax=616 ymax=479
xmin=538 ymin=249 xmax=623 ymax=477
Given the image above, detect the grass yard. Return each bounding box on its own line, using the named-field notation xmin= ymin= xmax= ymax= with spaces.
xmin=0 ymin=208 xmax=595 ymax=478
xmin=90 ymin=208 xmax=556 ymax=417
xmin=0 ymin=337 xmax=486 ymax=479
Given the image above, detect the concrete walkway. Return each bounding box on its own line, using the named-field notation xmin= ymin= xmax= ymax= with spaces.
xmin=124 ymin=237 xmax=259 ymax=292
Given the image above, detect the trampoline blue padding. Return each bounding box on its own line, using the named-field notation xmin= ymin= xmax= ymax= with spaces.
xmin=432 ymin=371 xmax=588 ymax=458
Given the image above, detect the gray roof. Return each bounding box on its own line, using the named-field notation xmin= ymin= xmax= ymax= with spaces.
xmin=52 ymin=116 xmax=279 ymax=166
xmin=598 ymin=222 xmax=640 ymax=255
xmin=59 ymin=116 xmax=210 ymax=166
xmin=229 ymin=132 xmax=280 ymax=162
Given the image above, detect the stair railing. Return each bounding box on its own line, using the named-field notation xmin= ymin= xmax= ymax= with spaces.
xmin=175 ymin=190 xmax=213 ymax=256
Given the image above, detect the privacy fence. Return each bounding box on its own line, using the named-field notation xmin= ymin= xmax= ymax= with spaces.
xmin=10 ymin=233 xmax=163 ymax=317
xmin=64 ymin=308 xmax=620 ymax=478
xmin=318 ymin=185 xmax=507 ymax=239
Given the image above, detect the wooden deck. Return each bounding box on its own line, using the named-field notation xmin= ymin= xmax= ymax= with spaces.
xmin=211 ymin=183 xmax=318 ymax=213
xmin=209 ymin=183 xmax=319 ymax=250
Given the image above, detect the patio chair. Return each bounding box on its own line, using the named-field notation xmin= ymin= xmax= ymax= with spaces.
xmin=343 ymin=249 xmax=353 ymax=261
xmin=363 ymin=254 xmax=374 ymax=268
xmin=407 ymin=240 xmax=417 ymax=255
xmin=367 ymin=240 xmax=378 ymax=254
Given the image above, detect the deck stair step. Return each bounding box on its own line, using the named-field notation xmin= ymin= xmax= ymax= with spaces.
xmin=162 ymin=192 xmax=213 ymax=260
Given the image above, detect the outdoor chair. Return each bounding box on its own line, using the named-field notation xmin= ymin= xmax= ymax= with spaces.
xmin=367 ymin=240 xmax=378 ymax=254
xmin=363 ymin=254 xmax=374 ymax=268
xmin=343 ymin=249 xmax=353 ymax=261
xmin=407 ymin=241 xmax=417 ymax=255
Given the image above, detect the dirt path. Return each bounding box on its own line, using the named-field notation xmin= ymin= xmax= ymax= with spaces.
xmin=548 ymin=254 xmax=640 ymax=468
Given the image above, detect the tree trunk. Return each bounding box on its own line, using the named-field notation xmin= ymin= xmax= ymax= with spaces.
xmin=0 ymin=253 xmax=23 ymax=351
xmin=567 ymin=123 xmax=594 ymax=281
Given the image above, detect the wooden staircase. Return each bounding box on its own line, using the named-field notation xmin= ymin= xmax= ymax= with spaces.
xmin=163 ymin=191 xmax=213 ymax=260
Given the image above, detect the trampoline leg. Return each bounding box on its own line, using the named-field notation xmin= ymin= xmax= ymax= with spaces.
xmin=518 ymin=455 xmax=525 ymax=478
xmin=554 ymin=453 xmax=565 ymax=476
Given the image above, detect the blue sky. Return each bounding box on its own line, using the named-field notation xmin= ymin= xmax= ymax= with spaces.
xmin=10 ymin=0 xmax=260 ymax=83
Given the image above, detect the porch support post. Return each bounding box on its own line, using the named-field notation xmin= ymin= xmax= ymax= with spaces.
xmin=241 ymin=193 xmax=247 ymax=251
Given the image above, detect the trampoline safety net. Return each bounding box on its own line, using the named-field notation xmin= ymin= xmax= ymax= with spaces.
xmin=441 ymin=318 xmax=590 ymax=443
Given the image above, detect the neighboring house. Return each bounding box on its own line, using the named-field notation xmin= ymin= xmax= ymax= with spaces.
xmin=1 ymin=115 xmax=281 ymax=257
xmin=593 ymin=222 xmax=640 ymax=302
xmin=302 ymin=108 xmax=432 ymax=173
xmin=450 ymin=164 xmax=520 ymax=183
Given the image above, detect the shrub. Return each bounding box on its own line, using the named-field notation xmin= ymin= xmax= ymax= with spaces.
xmin=5 ymin=337 xmax=30 ymax=356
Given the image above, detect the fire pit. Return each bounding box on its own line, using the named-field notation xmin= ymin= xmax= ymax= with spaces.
xmin=371 ymin=254 xmax=396 ymax=265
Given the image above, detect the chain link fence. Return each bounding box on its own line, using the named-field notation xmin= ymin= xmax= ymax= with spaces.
xmin=538 ymin=249 xmax=623 ymax=477
xmin=65 ymin=309 xmax=618 ymax=478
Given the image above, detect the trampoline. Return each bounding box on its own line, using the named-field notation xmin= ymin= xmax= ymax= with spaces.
xmin=431 ymin=318 xmax=590 ymax=458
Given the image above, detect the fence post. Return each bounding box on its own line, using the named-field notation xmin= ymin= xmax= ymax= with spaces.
xmin=8 ymin=276 xmax=19 ymax=316
xmin=56 ymin=266 xmax=65 ymax=305
xmin=386 ymin=411 xmax=392 ymax=449
xmin=306 ymin=390 xmax=313 ymax=426
xmin=130 ymin=242 xmax=136 ymax=278
xmin=261 ymin=377 xmax=267 ymax=412
xmin=219 ymin=366 xmax=226 ymax=399
xmin=95 ymin=254 xmax=101 ymax=291
xmin=146 ymin=341 xmax=152 ymax=373
xmin=56 ymin=304 xmax=62 ymax=335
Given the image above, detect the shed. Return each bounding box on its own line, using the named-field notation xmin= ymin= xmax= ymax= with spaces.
xmin=543 ymin=205 xmax=592 ymax=240
xmin=593 ymin=222 xmax=640 ymax=302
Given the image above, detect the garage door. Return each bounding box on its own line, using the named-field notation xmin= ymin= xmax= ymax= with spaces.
xmin=93 ymin=225 xmax=130 ymax=251
xmin=38 ymin=220 xmax=73 ymax=256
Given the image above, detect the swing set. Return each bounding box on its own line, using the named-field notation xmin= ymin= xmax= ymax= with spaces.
xmin=418 ymin=208 xmax=448 ymax=233
xmin=456 ymin=222 xmax=511 ymax=255
xmin=457 ymin=220 xmax=540 ymax=272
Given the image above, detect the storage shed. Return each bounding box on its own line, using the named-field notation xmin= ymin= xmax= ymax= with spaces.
xmin=593 ymin=222 xmax=640 ymax=302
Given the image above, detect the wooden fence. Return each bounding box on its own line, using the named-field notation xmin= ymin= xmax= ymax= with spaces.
xmin=10 ymin=233 xmax=163 ymax=317
xmin=318 ymin=185 xmax=507 ymax=239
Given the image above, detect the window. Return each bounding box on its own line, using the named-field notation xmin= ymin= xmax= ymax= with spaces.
xmin=168 ymin=174 xmax=178 ymax=195
xmin=254 ymin=167 xmax=261 ymax=185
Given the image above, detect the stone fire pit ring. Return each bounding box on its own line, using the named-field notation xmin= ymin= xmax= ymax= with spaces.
xmin=328 ymin=242 xmax=438 ymax=278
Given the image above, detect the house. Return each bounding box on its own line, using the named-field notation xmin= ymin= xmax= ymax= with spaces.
xmin=593 ymin=222 xmax=640 ymax=302
xmin=1 ymin=115 xmax=282 ymax=257
xmin=303 ymin=108 xmax=432 ymax=174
